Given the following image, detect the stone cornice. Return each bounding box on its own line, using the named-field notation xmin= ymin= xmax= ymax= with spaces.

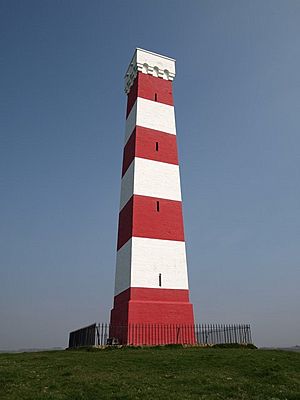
xmin=124 ymin=48 xmax=176 ymax=94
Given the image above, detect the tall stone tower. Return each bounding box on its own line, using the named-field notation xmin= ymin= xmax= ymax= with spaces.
xmin=110 ymin=48 xmax=195 ymax=344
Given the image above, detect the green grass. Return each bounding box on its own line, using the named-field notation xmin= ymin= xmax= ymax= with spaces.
xmin=0 ymin=347 xmax=299 ymax=399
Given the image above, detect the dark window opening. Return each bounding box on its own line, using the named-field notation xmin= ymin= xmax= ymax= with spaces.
xmin=159 ymin=273 xmax=162 ymax=287
xmin=155 ymin=141 xmax=159 ymax=151
xmin=156 ymin=201 xmax=160 ymax=212
xmin=154 ymin=93 xmax=157 ymax=101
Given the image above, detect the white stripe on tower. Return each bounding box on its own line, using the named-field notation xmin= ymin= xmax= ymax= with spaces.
xmin=115 ymin=238 xmax=189 ymax=296
xmin=120 ymin=158 xmax=182 ymax=211
xmin=125 ymin=98 xmax=176 ymax=144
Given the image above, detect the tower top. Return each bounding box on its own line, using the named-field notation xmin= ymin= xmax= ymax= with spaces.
xmin=124 ymin=48 xmax=176 ymax=94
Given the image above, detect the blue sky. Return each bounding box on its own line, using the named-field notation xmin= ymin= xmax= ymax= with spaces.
xmin=0 ymin=0 xmax=299 ymax=350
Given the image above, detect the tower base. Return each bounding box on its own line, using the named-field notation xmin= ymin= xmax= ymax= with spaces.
xmin=110 ymin=287 xmax=195 ymax=345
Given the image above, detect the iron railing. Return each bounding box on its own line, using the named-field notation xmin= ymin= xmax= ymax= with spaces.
xmin=68 ymin=323 xmax=252 ymax=348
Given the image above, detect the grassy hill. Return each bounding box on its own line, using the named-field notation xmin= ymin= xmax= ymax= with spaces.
xmin=0 ymin=346 xmax=299 ymax=399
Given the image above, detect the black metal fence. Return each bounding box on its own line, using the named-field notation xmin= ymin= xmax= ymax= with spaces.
xmin=68 ymin=323 xmax=252 ymax=348
xmin=68 ymin=323 xmax=97 ymax=348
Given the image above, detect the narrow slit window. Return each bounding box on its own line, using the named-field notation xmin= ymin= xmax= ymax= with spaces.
xmin=156 ymin=201 xmax=160 ymax=212
xmin=155 ymin=141 xmax=159 ymax=151
xmin=159 ymin=273 xmax=162 ymax=287
xmin=154 ymin=93 xmax=157 ymax=101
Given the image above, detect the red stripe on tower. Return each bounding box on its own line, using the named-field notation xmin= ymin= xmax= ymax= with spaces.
xmin=122 ymin=127 xmax=179 ymax=177
xmin=110 ymin=48 xmax=195 ymax=345
xmin=117 ymin=195 xmax=185 ymax=250
xmin=126 ymin=72 xmax=174 ymax=117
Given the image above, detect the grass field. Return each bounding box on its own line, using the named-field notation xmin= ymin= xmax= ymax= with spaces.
xmin=0 ymin=346 xmax=299 ymax=400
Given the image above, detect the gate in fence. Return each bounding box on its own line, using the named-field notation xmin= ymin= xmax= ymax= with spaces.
xmin=68 ymin=323 xmax=252 ymax=348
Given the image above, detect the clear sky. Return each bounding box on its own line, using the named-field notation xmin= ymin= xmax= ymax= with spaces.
xmin=1 ymin=0 xmax=299 ymax=350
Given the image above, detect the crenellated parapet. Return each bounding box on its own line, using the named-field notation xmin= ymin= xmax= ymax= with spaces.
xmin=124 ymin=48 xmax=176 ymax=94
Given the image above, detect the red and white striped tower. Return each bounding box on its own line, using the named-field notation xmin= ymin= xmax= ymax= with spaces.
xmin=110 ymin=49 xmax=195 ymax=345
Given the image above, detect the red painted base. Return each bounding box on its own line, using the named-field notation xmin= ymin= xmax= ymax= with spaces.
xmin=110 ymin=287 xmax=196 ymax=345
